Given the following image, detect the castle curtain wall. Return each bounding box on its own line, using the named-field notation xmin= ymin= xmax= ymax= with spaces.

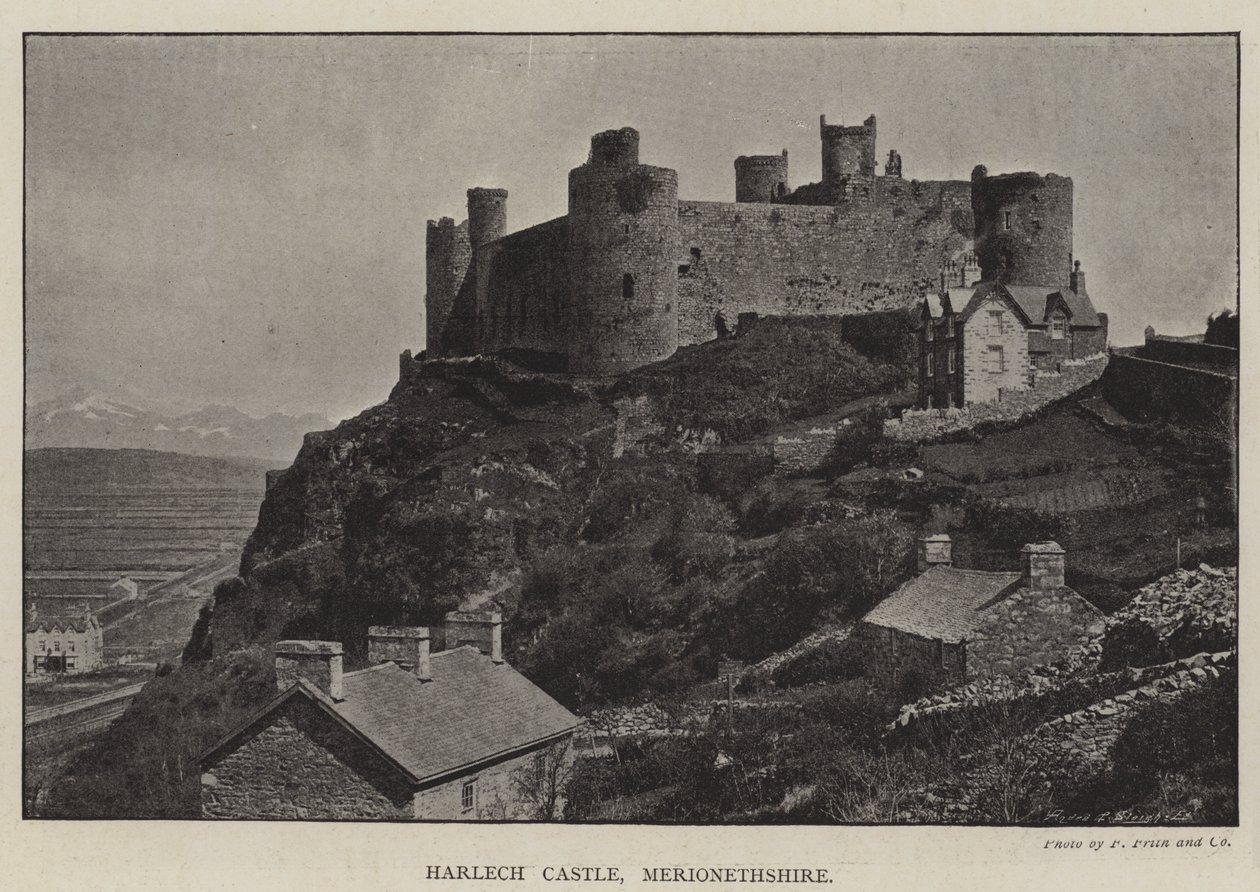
xmin=473 ymin=217 xmax=570 ymax=357
xmin=674 ymin=178 xmax=973 ymax=346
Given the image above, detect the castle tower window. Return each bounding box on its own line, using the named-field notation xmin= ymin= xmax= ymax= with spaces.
xmin=1004 ymin=211 xmax=1012 ymax=231
xmin=777 ymin=182 xmax=786 ymax=197
xmin=1050 ymin=313 xmax=1066 ymax=340
xmin=690 ymin=247 xmax=702 ymax=260
xmin=622 ymin=273 xmax=635 ymax=299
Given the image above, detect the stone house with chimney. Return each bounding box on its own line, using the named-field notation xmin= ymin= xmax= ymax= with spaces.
xmin=199 ymin=609 xmax=582 ymax=821
xmin=918 ymin=262 xmax=1107 ymax=408
xmin=25 ymin=604 xmax=103 ymax=675
xmin=854 ymin=535 xmax=1104 ymax=695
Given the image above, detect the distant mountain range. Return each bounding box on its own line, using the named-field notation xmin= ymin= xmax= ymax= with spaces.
xmin=25 ymin=389 xmax=331 ymax=462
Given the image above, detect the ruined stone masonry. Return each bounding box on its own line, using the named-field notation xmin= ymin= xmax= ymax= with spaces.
xmin=421 ymin=114 xmax=1072 ymax=375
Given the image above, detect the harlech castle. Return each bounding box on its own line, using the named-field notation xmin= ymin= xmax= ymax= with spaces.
xmin=421 ymin=114 xmax=1105 ymax=378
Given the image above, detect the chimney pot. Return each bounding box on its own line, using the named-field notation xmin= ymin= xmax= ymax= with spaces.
xmin=274 ymin=640 xmax=344 ymax=700
xmin=916 ymin=534 xmax=953 ymax=573
xmin=367 ymin=625 xmax=432 ymax=681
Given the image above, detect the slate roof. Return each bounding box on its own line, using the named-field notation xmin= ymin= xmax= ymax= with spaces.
xmin=331 ymin=648 xmax=581 ymax=783
xmin=25 ymin=616 xmax=100 ymax=634
xmin=960 ymin=282 xmax=1101 ymax=329
xmin=923 ymin=287 xmax=974 ymax=319
xmin=860 ymin=566 xmax=1022 ymax=643
xmin=203 ymin=646 xmax=582 ymax=785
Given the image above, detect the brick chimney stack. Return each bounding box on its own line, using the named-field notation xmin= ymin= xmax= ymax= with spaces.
xmin=916 ymin=533 xmax=953 ymax=573
xmin=367 ymin=625 xmax=432 ymax=682
xmin=1070 ymin=260 xmax=1086 ymax=294
xmin=444 ymin=608 xmax=503 ymax=664
xmin=274 ymin=640 xmax=344 ymax=700
xmin=1021 ymin=542 xmax=1066 ymax=592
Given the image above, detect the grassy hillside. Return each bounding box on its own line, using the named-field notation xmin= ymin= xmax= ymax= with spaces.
xmin=36 ymin=318 xmax=1237 ymax=821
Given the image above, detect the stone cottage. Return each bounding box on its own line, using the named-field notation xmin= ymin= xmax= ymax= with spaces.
xmin=25 ymin=604 xmax=103 ymax=675
xmin=199 ymin=611 xmax=581 ymax=821
xmin=918 ymin=262 xmax=1107 ymax=408
xmin=855 ymin=536 xmax=1104 ymax=695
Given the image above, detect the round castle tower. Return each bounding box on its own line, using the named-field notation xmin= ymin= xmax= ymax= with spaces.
xmin=566 ymin=127 xmax=680 ymax=375
xmin=424 ymin=216 xmax=472 ymax=357
xmin=971 ymin=165 xmax=1073 ymax=288
xmin=734 ymin=150 xmax=789 ymax=203
xmin=820 ymin=114 xmax=877 ymax=185
xmin=467 ymin=187 xmax=508 ymax=249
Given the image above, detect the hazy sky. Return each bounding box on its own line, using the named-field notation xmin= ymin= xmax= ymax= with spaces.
xmin=25 ymin=35 xmax=1238 ymax=420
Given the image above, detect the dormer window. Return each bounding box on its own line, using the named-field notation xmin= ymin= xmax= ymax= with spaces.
xmin=1050 ymin=313 xmax=1066 ymax=340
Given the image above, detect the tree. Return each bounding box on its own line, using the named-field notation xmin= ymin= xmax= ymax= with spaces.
xmin=512 ymin=737 xmax=576 ymax=820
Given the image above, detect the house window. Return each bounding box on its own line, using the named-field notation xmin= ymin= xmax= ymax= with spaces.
xmin=1004 ymin=211 xmax=1011 ymax=231
xmin=38 ymin=639 xmax=45 ymax=652
xmin=461 ymin=779 xmax=477 ymax=812
xmin=926 ymin=355 xmax=934 ymax=378
xmin=925 ymin=322 xmax=934 ymax=342
xmin=69 ymin=641 xmax=76 ymax=652
xmin=945 ymin=316 xmax=954 ymax=338
xmin=987 ymin=344 xmax=1005 ymax=373
xmin=948 ymin=349 xmax=956 ymax=374
xmin=53 ymin=641 xmax=60 ymax=652
xmin=1050 ymin=313 xmax=1066 ymax=340
xmin=622 ymin=273 xmax=634 ymax=299
xmin=988 ymin=309 xmax=1004 ymax=336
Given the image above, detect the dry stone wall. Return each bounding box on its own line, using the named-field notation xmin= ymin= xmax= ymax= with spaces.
xmin=885 ymin=354 xmax=1107 ymax=442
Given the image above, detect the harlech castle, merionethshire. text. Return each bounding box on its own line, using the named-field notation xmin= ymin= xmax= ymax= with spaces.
xmin=419 ymin=114 xmax=1105 ymax=377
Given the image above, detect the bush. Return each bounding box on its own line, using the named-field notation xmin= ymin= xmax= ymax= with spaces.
xmin=652 ymin=494 xmax=736 ymax=582
xmin=1098 ymin=618 xmax=1168 ymax=672
xmin=1111 ymin=673 xmax=1237 ymax=785
xmin=772 ymin=639 xmax=864 ymax=689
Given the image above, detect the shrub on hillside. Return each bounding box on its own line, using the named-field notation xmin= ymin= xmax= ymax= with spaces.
xmin=1098 ymin=618 xmax=1169 ymax=672
xmin=1110 ymin=673 xmax=1237 ymax=788
xmin=652 ymin=493 xmax=737 ymax=582
xmin=772 ymin=639 xmax=864 ymax=689
xmin=717 ymin=511 xmax=914 ymax=658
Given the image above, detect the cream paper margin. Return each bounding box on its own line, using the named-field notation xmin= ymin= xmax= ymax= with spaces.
xmin=0 ymin=2 xmax=1255 ymax=889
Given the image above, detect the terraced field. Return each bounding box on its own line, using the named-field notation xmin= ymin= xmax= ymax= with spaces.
xmin=24 ymin=448 xmax=279 ymax=662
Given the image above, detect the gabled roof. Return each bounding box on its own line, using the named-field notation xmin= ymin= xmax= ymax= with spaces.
xmin=959 ymin=281 xmax=1102 ymax=329
xmin=860 ymin=566 xmax=1022 ymax=643
xmin=26 ymin=616 xmax=99 ymax=634
xmin=922 ymin=288 xmax=973 ymax=319
xmin=333 ymin=649 xmax=581 ymax=783
xmin=200 ymin=647 xmax=582 ymax=786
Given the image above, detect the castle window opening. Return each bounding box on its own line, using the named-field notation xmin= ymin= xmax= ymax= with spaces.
xmin=1050 ymin=313 xmax=1066 ymax=340
xmin=1004 ymin=211 xmax=1011 ymax=231
xmin=690 ymin=247 xmax=702 ymax=260
xmin=777 ymin=182 xmax=786 ymax=197
xmin=622 ymin=273 xmax=635 ymax=299
xmin=624 ymin=224 xmax=630 ymax=234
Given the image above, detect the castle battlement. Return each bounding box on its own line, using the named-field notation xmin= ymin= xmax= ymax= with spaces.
xmin=422 ymin=115 xmax=1078 ymax=375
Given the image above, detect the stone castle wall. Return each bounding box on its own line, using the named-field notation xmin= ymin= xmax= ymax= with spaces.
xmin=972 ymin=168 xmax=1074 ymax=289
xmin=473 ymin=216 xmax=570 ymax=357
xmin=674 ymin=177 xmax=973 ymax=345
